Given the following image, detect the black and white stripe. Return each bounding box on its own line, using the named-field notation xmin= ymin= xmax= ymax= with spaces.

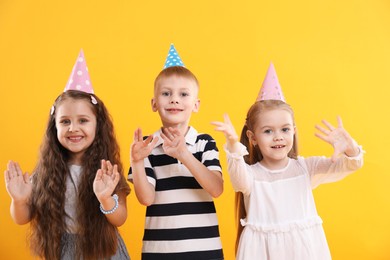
xmin=128 ymin=127 xmax=224 ymax=260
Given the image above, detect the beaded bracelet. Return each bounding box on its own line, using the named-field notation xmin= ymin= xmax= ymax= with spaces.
xmin=99 ymin=194 xmax=119 ymax=215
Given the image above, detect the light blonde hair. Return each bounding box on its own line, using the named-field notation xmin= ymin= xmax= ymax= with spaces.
xmin=154 ymin=66 xmax=199 ymax=93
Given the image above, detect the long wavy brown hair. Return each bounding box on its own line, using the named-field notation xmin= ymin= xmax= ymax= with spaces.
xmin=235 ymin=100 xmax=298 ymax=254
xmin=29 ymin=90 xmax=130 ymax=260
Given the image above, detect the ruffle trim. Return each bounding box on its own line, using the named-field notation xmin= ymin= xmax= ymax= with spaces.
xmin=240 ymin=216 xmax=323 ymax=233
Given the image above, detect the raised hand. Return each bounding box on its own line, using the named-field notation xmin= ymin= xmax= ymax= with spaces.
xmin=211 ymin=114 xmax=239 ymax=152
xmin=93 ymin=160 xmax=120 ymax=201
xmin=315 ymin=116 xmax=360 ymax=162
xmin=4 ymin=160 xmax=32 ymax=203
xmin=160 ymin=127 xmax=187 ymax=159
xmin=131 ymin=128 xmax=158 ymax=163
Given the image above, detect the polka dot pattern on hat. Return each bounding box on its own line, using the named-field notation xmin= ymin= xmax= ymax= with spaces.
xmin=64 ymin=49 xmax=94 ymax=94
xmin=163 ymin=44 xmax=185 ymax=69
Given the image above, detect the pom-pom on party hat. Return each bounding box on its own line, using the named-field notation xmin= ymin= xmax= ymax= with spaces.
xmin=64 ymin=49 xmax=94 ymax=94
xmin=256 ymin=62 xmax=285 ymax=102
xmin=163 ymin=44 xmax=185 ymax=69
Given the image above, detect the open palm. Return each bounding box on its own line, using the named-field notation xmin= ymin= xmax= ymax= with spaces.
xmin=93 ymin=160 xmax=119 ymax=201
xmin=4 ymin=160 xmax=32 ymax=202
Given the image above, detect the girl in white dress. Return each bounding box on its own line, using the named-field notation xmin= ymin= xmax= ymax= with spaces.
xmin=212 ymin=100 xmax=363 ymax=260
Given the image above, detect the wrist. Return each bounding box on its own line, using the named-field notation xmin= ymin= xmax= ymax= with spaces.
xmin=99 ymin=194 xmax=119 ymax=215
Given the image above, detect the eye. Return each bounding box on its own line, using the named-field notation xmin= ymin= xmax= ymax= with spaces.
xmin=60 ymin=119 xmax=70 ymax=125
xmin=282 ymin=127 xmax=290 ymax=133
xmin=162 ymin=91 xmax=170 ymax=96
xmin=263 ymin=129 xmax=272 ymax=134
xmin=80 ymin=118 xmax=89 ymax=124
xmin=180 ymin=92 xmax=189 ymax=97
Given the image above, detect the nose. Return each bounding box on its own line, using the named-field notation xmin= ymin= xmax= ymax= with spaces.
xmin=68 ymin=123 xmax=78 ymax=132
xmin=170 ymin=95 xmax=179 ymax=104
xmin=273 ymin=134 xmax=283 ymax=141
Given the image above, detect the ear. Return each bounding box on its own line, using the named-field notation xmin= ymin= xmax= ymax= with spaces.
xmin=151 ymin=98 xmax=157 ymax=112
xmin=246 ymin=129 xmax=257 ymax=146
xmin=192 ymin=99 xmax=200 ymax=113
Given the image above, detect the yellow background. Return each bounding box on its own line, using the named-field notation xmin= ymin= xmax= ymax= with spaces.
xmin=0 ymin=0 xmax=389 ymax=259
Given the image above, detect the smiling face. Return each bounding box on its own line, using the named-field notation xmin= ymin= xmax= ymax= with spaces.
xmin=247 ymin=108 xmax=295 ymax=170
xmin=152 ymin=75 xmax=200 ymax=129
xmin=55 ymin=98 xmax=97 ymax=165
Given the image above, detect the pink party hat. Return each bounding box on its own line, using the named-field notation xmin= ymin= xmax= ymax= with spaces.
xmin=256 ymin=62 xmax=285 ymax=102
xmin=64 ymin=49 xmax=94 ymax=94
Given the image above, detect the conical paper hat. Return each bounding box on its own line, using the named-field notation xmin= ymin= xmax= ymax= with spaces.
xmin=64 ymin=49 xmax=94 ymax=94
xmin=163 ymin=44 xmax=185 ymax=69
xmin=256 ymin=62 xmax=285 ymax=102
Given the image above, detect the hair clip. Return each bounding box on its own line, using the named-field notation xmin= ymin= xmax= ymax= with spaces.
xmin=90 ymin=95 xmax=97 ymax=105
xmin=50 ymin=105 xmax=55 ymax=115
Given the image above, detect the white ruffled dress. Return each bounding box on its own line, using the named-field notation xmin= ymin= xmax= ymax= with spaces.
xmin=226 ymin=143 xmax=363 ymax=260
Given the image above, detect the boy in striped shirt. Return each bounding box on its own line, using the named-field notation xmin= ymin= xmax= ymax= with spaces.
xmin=128 ymin=45 xmax=224 ymax=260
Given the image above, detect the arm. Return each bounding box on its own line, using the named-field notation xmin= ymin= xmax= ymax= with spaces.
xmin=161 ymin=127 xmax=223 ymax=198
xmin=93 ymin=160 xmax=128 ymax=226
xmin=130 ymin=128 xmax=158 ymax=206
xmin=4 ymin=161 xmax=32 ymax=225
xmin=212 ymin=114 xmax=253 ymax=195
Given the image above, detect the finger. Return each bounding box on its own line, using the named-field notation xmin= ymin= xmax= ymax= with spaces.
xmin=321 ymin=119 xmax=335 ymax=131
xmin=15 ymin=162 xmax=23 ymax=177
xmin=137 ymin=128 xmax=143 ymax=142
xmin=133 ymin=129 xmax=139 ymax=142
xmin=101 ymin=160 xmax=107 ymax=174
xmin=150 ymin=136 xmax=159 ymax=147
xmin=4 ymin=170 xmax=10 ymax=182
xmin=224 ymin=113 xmax=232 ymax=125
xmin=112 ymin=165 xmax=119 ymax=180
xmin=106 ymin=161 xmax=113 ymax=175
xmin=315 ymin=124 xmax=330 ymax=135
xmin=163 ymin=128 xmax=174 ymax=140
xmin=160 ymin=132 xmax=169 ymax=142
xmin=23 ymin=172 xmax=30 ymax=184
xmin=94 ymin=169 xmax=103 ymax=181
xmin=315 ymin=132 xmax=330 ymax=143
xmin=210 ymin=121 xmax=223 ymax=127
xmin=337 ymin=116 xmax=343 ymax=128
xmin=169 ymin=127 xmax=181 ymax=136
xmin=7 ymin=160 xmax=16 ymax=177
xmin=144 ymin=135 xmax=154 ymax=145
xmin=112 ymin=171 xmax=120 ymax=186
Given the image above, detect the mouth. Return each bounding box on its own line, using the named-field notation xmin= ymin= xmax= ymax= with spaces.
xmin=166 ymin=108 xmax=183 ymax=112
xmin=271 ymin=145 xmax=285 ymax=149
xmin=67 ymin=136 xmax=83 ymax=142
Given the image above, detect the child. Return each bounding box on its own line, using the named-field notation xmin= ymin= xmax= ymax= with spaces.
xmin=4 ymin=50 xmax=130 ymax=260
xmin=212 ymin=63 xmax=363 ymax=260
xmin=128 ymin=44 xmax=224 ymax=260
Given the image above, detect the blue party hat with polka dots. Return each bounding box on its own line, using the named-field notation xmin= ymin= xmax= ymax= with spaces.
xmin=163 ymin=44 xmax=185 ymax=69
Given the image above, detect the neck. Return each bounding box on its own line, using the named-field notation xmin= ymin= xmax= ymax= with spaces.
xmin=260 ymin=157 xmax=289 ymax=170
xmin=161 ymin=122 xmax=190 ymax=136
xmin=69 ymin=153 xmax=83 ymax=166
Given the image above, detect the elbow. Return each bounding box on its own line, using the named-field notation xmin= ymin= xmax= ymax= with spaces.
xmin=13 ymin=217 xmax=30 ymax=225
xmin=210 ymin=183 xmax=224 ymax=198
xmin=137 ymin=195 xmax=155 ymax=206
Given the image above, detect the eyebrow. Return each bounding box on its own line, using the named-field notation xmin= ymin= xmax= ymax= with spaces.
xmin=260 ymin=123 xmax=293 ymax=129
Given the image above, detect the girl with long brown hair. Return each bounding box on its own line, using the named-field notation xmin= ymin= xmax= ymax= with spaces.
xmin=5 ymin=90 xmax=130 ymax=259
xmin=4 ymin=50 xmax=130 ymax=259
